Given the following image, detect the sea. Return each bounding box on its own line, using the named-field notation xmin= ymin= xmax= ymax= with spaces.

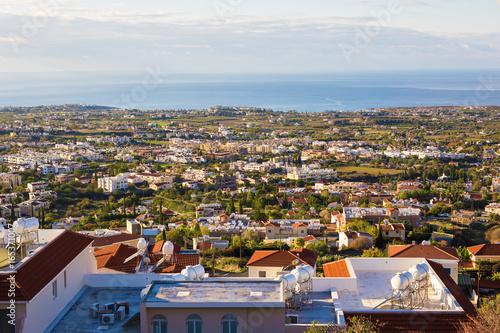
xmin=1 ymin=70 xmax=500 ymax=112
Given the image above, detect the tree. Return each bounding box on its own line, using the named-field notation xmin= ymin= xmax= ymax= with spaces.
xmin=459 ymin=294 xmax=500 ymax=333
xmin=305 ymin=316 xmax=383 ymax=332
xmin=226 ymin=197 xmax=235 ymax=215
xmin=350 ymin=237 xmax=372 ymax=250
xmin=238 ymin=199 xmax=243 ymax=214
xmin=362 ymin=248 xmax=386 ymax=257
xmin=374 ymin=225 xmax=385 ymax=249
xmin=457 ymin=246 xmax=471 ymax=270
xmin=294 ymin=237 xmax=305 ymax=249
xmin=281 ymin=192 xmax=288 ymax=209
xmin=241 ymin=230 xmax=259 ymax=242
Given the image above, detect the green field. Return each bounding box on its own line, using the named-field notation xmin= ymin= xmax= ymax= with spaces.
xmin=335 ymin=166 xmax=403 ymax=176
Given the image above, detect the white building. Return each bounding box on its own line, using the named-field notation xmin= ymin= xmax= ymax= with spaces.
xmin=98 ymin=176 xmax=129 ymax=193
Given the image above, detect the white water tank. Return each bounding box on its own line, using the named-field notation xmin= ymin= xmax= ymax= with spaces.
xmin=419 ymin=262 xmax=429 ymax=274
xmin=137 ymin=238 xmax=148 ymax=250
xmin=162 ymin=241 xmax=174 ymax=257
xmin=403 ymin=271 xmax=413 ymax=284
xmin=421 ymin=240 xmax=431 ymax=245
xmin=277 ymin=273 xmax=297 ymax=290
xmin=291 ymin=264 xmax=313 ymax=283
xmin=13 ymin=218 xmax=39 ymax=234
xmin=192 ymin=265 xmax=205 ymax=279
xmin=391 ymin=273 xmax=409 ymax=290
xmin=162 ymin=273 xmax=186 ymax=281
xmin=181 ymin=266 xmax=197 ymax=280
xmin=410 ymin=265 xmax=426 ymax=281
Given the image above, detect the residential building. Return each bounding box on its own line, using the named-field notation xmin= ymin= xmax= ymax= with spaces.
xmin=246 ymin=249 xmax=318 ymax=278
xmin=388 ymin=245 xmax=459 ymax=282
xmin=467 ymin=244 xmax=500 ymax=268
xmin=0 ymin=230 xmax=97 ymax=333
xmin=98 ymin=176 xmax=129 ymax=193
xmin=27 ymin=181 xmax=49 ymax=192
xmin=485 ymin=203 xmax=500 ymax=215
xmin=287 ymin=166 xmax=337 ymax=182
xmin=378 ymin=222 xmax=406 ymax=240
xmin=338 ymin=231 xmax=373 ymax=249
xmin=0 ymin=172 xmax=21 ymax=188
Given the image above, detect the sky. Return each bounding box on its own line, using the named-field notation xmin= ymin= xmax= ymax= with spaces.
xmin=1 ymin=0 xmax=500 ymax=73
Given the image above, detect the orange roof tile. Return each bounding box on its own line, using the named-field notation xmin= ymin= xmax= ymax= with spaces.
xmin=323 ymin=259 xmax=350 ymax=278
xmin=467 ymin=243 xmax=500 ymax=256
xmin=388 ymin=245 xmax=458 ymax=260
xmin=246 ymin=250 xmax=317 ymax=268
xmin=0 ymin=231 xmax=93 ymax=302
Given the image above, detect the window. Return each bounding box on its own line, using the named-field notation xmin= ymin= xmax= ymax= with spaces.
xmin=64 ymin=270 xmax=67 ymax=288
xmin=268 ymin=230 xmax=271 ymax=233
xmin=258 ymin=271 xmax=266 ymax=277
xmin=152 ymin=315 xmax=168 ymax=333
xmin=52 ymin=280 xmax=57 ymax=299
xmin=187 ymin=314 xmax=202 ymax=333
xmin=385 ymin=231 xmax=389 ymax=235
xmin=222 ymin=314 xmax=238 ymax=333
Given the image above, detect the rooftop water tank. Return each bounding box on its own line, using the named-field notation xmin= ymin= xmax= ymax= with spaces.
xmin=181 ymin=266 xmax=197 ymax=281
xmin=291 ymin=264 xmax=313 ymax=283
xmin=391 ymin=273 xmax=409 ymax=290
xmin=276 ymin=273 xmax=297 ymax=290
xmin=13 ymin=218 xmax=39 ymax=235
xmin=137 ymin=238 xmax=148 ymax=250
xmin=410 ymin=265 xmax=426 ymax=281
xmin=162 ymin=241 xmax=174 ymax=257
xmin=192 ymin=265 xmax=205 ymax=279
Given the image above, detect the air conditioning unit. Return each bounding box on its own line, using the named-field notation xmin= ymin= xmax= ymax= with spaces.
xmin=286 ymin=314 xmax=299 ymax=324
xmin=116 ymin=306 xmax=126 ymax=321
xmin=104 ymin=302 xmax=116 ymax=312
xmin=91 ymin=302 xmax=100 ymax=310
xmin=101 ymin=314 xmax=115 ymax=325
xmin=89 ymin=306 xmax=98 ymax=318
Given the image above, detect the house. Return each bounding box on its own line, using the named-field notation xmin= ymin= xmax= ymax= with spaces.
xmin=378 ymin=222 xmax=405 ymax=240
xmin=467 ymin=244 xmax=500 ymax=268
xmin=246 ymin=249 xmax=318 ymax=278
xmin=0 ymin=231 xmax=97 ymax=333
xmin=150 ymin=182 xmax=172 ymax=191
xmin=389 ymin=245 xmax=459 ymax=282
xmin=338 ymin=231 xmax=373 ymax=249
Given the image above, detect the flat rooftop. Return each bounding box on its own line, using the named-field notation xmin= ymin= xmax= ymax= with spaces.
xmin=145 ymin=280 xmax=284 ymax=307
xmin=51 ymin=288 xmax=142 ymax=333
xmin=289 ymin=292 xmax=337 ymax=325
xmin=339 ymin=270 xmax=453 ymax=311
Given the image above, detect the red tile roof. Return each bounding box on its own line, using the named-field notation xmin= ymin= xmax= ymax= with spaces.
xmin=323 ymin=259 xmax=351 ymax=278
xmin=89 ymin=233 xmax=141 ymax=248
xmin=246 ymin=250 xmax=317 ymax=268
xmin=292 ymin=223 xmax=308 ymax=228
xmin=0 ymin=231 xmax=94 ymax=302
xmin=290 ymin=248 xmax=318 ymax=267
xmin=467 ymin=244 xmax=500 ymax=256
xmin=388 ymin=245 xmax=459 ymax=260
xmin=94 ymin=243 xmax=138 ymax=273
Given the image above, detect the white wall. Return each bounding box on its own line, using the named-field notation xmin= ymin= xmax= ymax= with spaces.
xmin=22 ymin=244 xmax=97 ymax=333
xmin=84 ymin=273 xmax=167 ymax=288
xmin=248 ymin=266 xmax=282 ymax=278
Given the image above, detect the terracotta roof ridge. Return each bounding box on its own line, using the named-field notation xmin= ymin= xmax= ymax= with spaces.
xmin=435 ymin=246 xmax=459 ymax=259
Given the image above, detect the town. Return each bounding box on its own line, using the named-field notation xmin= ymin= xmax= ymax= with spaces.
xmin=0 ymin=104 xmax=500 ymax=333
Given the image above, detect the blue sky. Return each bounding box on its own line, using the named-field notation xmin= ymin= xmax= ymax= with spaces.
xmin=1 ymin=0 xmax=499 ymax=73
